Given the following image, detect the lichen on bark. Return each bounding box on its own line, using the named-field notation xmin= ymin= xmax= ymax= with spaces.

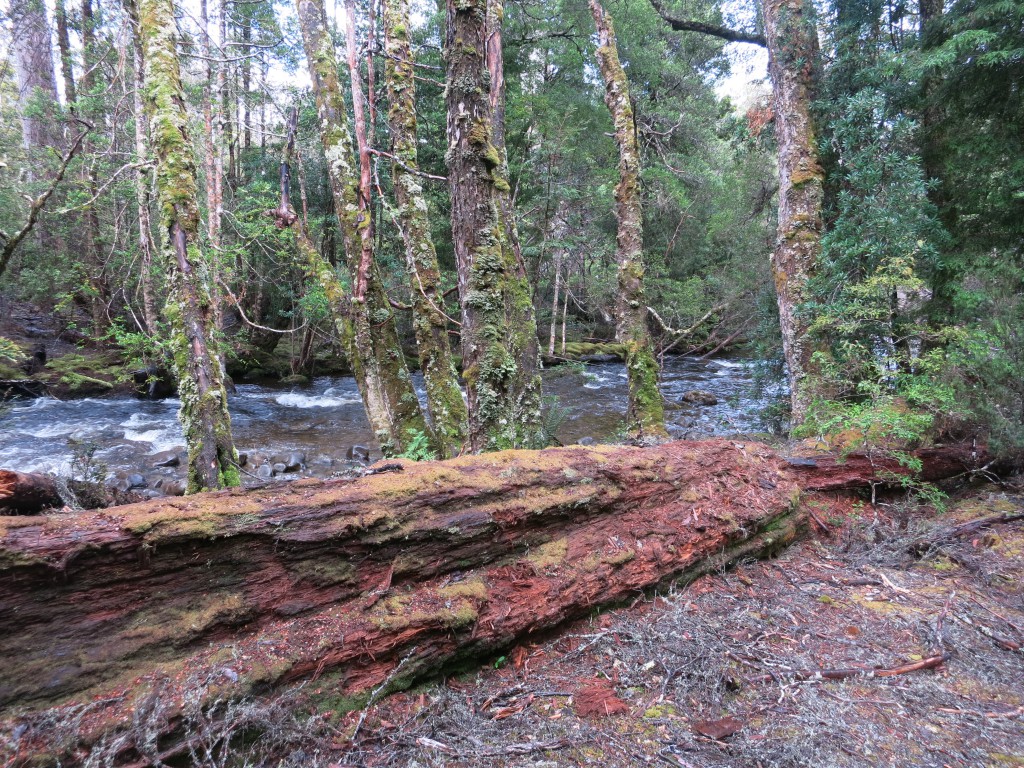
xmin=762 ymin=0 xmax=825 ymax=424
xmin=589 ymin=0 xmax=667 ymax=441
xmin=445 ymin=0 xmax=543 ymax=452
xmin=296 ymin=0 xmax=430 ymax=455
xmin=383 ymin=0 xmax=468 ymax=458
xmin=136 ymin=0 xmax=238 ymax=492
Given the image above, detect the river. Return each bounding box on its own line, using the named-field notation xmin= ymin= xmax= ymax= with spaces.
xmin=1 ymin=356 xmax=780 ymax=492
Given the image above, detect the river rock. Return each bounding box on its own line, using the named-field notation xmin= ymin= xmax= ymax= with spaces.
xmin=577 ymin=436 xmax=597 ymax=446
xmin=681 ymin=390 xmax=719 ymax=406
xmin=126 ymin=473 xmax=147 ymax=490
xmin=237 ymin=452 xmax=248 ymax=467
xmin=272 ymin=463 xmax=287 ymax=475
xmin=149 ymin=451 xmax=180 ymax=468
xmin=271 ymin=452 xmax=305 ymax=472
xmin=346 ymin=445 xmax=371 ymax=464
xmin=280 ymin=374 xmax=309 ymax=386
xmin=162 ymin=479 xmax=186 ymax=496
xmin=580 ymin=353 xmax=620 ymax=363
xmin=107 ymin=477 xmax=130 ymax=493
xmin=257 ymin=464 xmax=274 ymax=480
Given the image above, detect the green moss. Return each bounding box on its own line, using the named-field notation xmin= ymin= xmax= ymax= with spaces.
xmin=528 ymin=537 xmax=568 ymax=569
xmin=438 ymin=578 xmax=488 ymax=601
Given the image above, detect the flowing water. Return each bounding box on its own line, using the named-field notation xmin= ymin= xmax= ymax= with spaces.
xmin=1 ymin=356 xmax=781 ymax=491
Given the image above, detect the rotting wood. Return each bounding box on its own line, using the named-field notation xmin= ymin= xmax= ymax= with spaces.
xmin=0 ymin=439 xmax=983 ymax=762
xmin=0 ymin=470 xmax=62 ymax=514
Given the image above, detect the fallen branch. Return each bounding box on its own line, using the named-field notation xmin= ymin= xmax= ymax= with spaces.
xmin=746 ymin=652 xmax=952 ymax=684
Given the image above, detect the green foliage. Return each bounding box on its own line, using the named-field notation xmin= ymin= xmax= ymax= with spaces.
xmin=395 ymin=429 xmax=436 ymax=462
xmin=0 ymin=336 xmax=25 ymax=364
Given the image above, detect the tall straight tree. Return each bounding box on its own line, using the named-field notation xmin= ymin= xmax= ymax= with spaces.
xmin=9 ymin=0 xmax=60 ymax=154
xmin=589 ymin=0 xmax=667 ymax=440
xmin=383 ymin=0 xmax=468 ymax=458
xmin=761 ymin=0 xmax=824 ymax=423
xmin=444 ymin=0 xmax=542 ymax=452
xmin=132 ymin=0 xmax=239 ymax=492
xmin=649 ymin=0 xmax=824 ymax=423
xmin=296 ymin=0 xmax=431 ymax=455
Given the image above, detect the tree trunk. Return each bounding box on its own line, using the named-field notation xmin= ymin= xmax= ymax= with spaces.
xmin=762 ymin=0 xmax=825 ymax=424
xmin=0 ymin=439 xmax=983 ymax=761
xmin=383 ymin=0 xmax=468 ymax=458
xmin=54 ymin=0 xmax=76 ymax=107
xmin=590 ymin=0 xmax=668 ymax=441
xmin=10 ymin=0 xmax=60 ymax=155
xmin=0 ymin=470 xmax=61 ymax=514
xmin=296 ymin=0 xmax=430 ymax=455
xmin=134 ymin=0 xmax=239 ymax=493
xmin=130 ymin=8 xmax=160 ymax=335
xmin=445 ymin=0 xmax=543 ymax=452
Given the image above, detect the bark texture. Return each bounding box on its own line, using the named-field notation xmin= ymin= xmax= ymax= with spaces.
xmin=590 ymin=0 xmax=668 ymax=441
xmin=445 ymin=0 xmax=543 ymax=452
xmin=136 ymin=0 xmax=239 ymax=492
xmin=10 ymin=0 xmax=60 ymax=154
xmin=0 ymin=470 xmax=62 ymax=514
xmin=383 ymin=0 xmax=469 ymax=458
xmin=0 ymin=442 xmax=800 ymax=725
xmin=296 ymin=0 xmax=430 ymax=455
xmin=0 ymin=439 xmax=983 ymax=763
xmin=762 ymin=0 xmax=825 ymax=424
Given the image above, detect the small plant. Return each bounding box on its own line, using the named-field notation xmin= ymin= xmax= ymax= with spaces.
xmin=397 ymin=429 xmax=436 ymax=462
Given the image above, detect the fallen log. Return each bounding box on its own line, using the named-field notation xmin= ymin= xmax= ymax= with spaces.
xmin=0 ymin=469 xmax=63 ymax=514
xmin=0 ymin=439 xmax=981 ymax=763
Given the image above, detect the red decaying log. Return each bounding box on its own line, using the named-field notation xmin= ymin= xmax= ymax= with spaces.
xmin=785 ymin=443 xmax=982 ymax=492
xmin=0 ymin=470 xmax=62 ymax=514
xmin=0 ymin=439 xmax=982 ymax=762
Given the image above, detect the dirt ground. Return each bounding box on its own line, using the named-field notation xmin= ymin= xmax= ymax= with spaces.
xmin=288 ymin=484 xmax=1023 ymax=768
xmin=8 ymin=483 xmax=1023 ymax=768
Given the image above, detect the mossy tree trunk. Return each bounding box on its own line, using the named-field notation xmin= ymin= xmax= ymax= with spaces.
xmin=590 ymin=0 xmax=667 ymax=441
xmin=134 ymin=0 xmax=239 ymax=493
xmin=296 ymin=0 xmax=430 ymax=455
xmin=383 ymin=0 xmax=468 ymax=458
xmin=762 ymin=0 xmax=825 ymax=424
xmin=444 ymin=0 xmax=543 ymax=452
xmin=129 ymin=2 xmax=159 ymax=335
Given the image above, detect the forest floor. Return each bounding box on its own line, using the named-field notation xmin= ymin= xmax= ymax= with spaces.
xmin=204 ymin=483 xmax=1024 ymax=768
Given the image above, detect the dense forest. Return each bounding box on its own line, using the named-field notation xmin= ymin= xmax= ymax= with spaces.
xmin=2 ymin=0 xmax=1020 ymax=489
xmin=2 ymin=0 xmax=1024 ymax=764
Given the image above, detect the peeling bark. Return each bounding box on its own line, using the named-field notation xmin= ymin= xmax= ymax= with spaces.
xmin=445 ymin=0 xmax=543 ymax=452
xmin=762 ymin=0 xmax=825 ymax=423
xmin=0 ymin=470 xmax=61 ymax=514
xmin=383 ymin=0 xmax=468 ymax=458
xmin=296 ymin=0 xmax=430 ymax=455
xmin=134 ymin=0 xmax=239 ymax=492
xmin=0 ymin=439 xmax=983 ymax=762
xmin=590 ymin=0 xmax=667 ymax=441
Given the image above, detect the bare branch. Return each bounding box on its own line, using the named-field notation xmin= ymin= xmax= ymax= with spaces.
xmin=648 ymin=0 xmax=766 ymax=47
xmin=0 ymin=122 xmax=92 ymax=281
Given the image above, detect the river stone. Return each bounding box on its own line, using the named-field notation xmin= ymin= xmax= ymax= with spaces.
xmin=107 ymin=477 xmax=130 ymax=493
xmin=271 ymin=452 xmax=305 ymax=472
xmin=272 ymin=463 xmax=287 ymax=475
xmin=580 ymin=353 xmax=620 ymax=363
xmin=577 ymin=437 xmax=597 ymax=446
xmin=237 ymin=452 xmax=248 ymax=467
xmin=346 ymin=445 xmax=371 ymax=464
xmin=257 ymin=464 xmax=273 ymax=480
xmin=126 ymin=473 xmax=147 ymax=489
xmin=150 ymin=450 xmax=180 ymax=468
xmin=681 ymin=390 xmax=719 ymax=406
xmin=280 ymin=374 xmax=309 ymax=386
xmin=163 ymin=479 xmax=186 ymax=496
